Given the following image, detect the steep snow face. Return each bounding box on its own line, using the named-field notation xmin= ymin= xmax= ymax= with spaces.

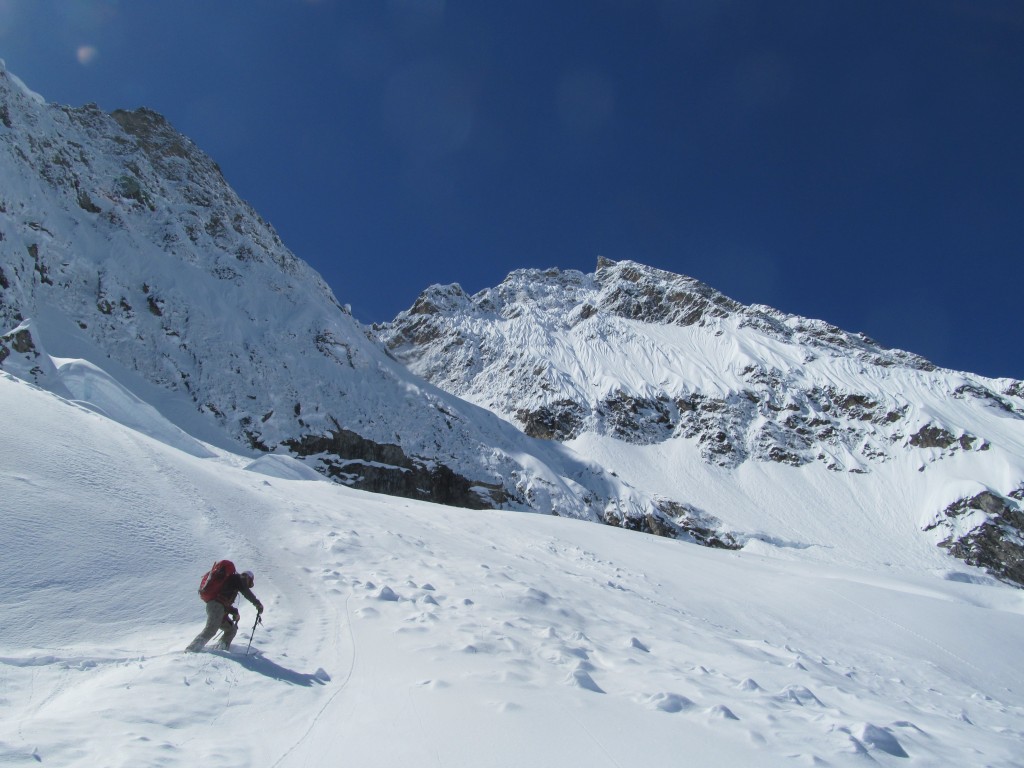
xmin=0 ymin=60 xmax=347 ymax=449
xmin=381 ymin=258 xmax=1024 ymax=584
xmin=0 ymin=63 xmax=682 ymax=529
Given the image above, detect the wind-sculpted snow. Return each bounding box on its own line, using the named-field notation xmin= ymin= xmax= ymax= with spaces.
xmin=2 ymin=373 xmax=1024 ymax=767
xmin=382 ymin=258 xmax=1024 ymax=584
xmin=0 ymin=62 xmax=689 ymax=534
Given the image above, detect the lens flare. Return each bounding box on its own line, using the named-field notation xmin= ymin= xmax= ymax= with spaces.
xmin=76 ymin=45 xmax=99 ymax=65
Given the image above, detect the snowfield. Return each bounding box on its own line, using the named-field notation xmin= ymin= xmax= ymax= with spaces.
xmin=3 ymin=368 xmax=1024 ymax=767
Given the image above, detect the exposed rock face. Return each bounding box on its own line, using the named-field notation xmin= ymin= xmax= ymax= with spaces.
xmin=516 ymin=399 xmax=587 ymax=441
xmin=926 ymin=490 xmax=1024 ymax=587
xmin=0 ymin=319 xmax=75 ymax=401
xmin=282 ymin=427 xmax=506 ymax=509
xmin=0 ymin=322 xmax=39 ymax=373
xmin=638 ymin=499 xmax=740 ymax=550
xmin=594 ymin=256 xmax=742 ymax=326
xmin=910 ymin=424 xmax=983 ymax=452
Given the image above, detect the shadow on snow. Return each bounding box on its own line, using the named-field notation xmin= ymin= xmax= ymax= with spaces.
xmin=211 ymin=649 xmax=330 ymax=687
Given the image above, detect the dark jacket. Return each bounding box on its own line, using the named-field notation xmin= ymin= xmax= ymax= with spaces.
xmin=215 ymin=573 xmax=263 ymax=613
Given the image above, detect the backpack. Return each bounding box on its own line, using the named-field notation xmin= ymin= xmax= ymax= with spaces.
xmin=198 ymin=559 xmax=236 ymax=602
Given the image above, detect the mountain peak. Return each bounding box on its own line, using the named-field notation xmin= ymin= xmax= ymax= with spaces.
xmin=593 ymin=258 xmax=742 ymax=326
xmin=111 ymin=106 xmax=194 ymax=155
xmin=381 ymin=259 xmax=1024 ymax=584
xmin=407 ymin=283 xmax=473 ymax=316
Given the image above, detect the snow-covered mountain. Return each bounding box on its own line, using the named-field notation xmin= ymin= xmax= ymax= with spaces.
xmin=4 ymin=367 xmax=1024 ymax=767
xmin=4 ymin=59 xmax=1024 ymax=588
xmin=381 ymin=258 xmax=1024 ymax=585
xmin=0 ymin=61 xmax=683 ymax=533
xmin=3 ymin=59 xmax=1024 ymax=768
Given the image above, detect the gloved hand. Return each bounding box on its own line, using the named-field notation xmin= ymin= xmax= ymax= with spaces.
xmin=229 ymin=607 xmax=240 ymax=621
xmin=255 ymin=601 xmax=264 ymax=616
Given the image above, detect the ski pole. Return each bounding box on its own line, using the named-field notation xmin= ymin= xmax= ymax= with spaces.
xmin=245 ymin=614 xmax=262 ymax=656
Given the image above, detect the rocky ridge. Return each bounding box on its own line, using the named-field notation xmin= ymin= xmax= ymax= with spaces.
xmin=381 ymin=258 xmax=1024 ymax=584
xmin=382 ymin=258 xmax=1018 ymax=470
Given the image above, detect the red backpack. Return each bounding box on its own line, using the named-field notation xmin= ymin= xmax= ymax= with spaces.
xmin=198 ymin=559 xmax=236 ymax=602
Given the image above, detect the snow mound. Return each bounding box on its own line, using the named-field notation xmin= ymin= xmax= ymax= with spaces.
xmin=244 ymin=454 xmax=326 ymax=481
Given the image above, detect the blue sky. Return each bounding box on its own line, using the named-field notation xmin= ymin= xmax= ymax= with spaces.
xmin=1 ymin=1 xmax=1022 ymax=378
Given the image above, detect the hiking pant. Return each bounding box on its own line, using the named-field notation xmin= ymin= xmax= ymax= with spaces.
xmin=185 ymin=601 xmax=238 ymax=652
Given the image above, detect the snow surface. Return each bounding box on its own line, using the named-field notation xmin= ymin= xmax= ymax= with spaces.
xmin=3 ymin=367 xmax=1024 ymax=767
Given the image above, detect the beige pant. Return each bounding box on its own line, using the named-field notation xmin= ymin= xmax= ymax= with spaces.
xmin=185 ymin=601 xmax=238 ymax=652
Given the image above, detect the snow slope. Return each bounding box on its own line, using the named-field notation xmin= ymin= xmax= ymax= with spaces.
xmin=3 ymin=369 xmax=1024 ymax=767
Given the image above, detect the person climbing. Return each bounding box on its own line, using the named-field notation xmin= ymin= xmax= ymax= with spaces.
xmin=186 ymin=560 xmax=264 ymax=652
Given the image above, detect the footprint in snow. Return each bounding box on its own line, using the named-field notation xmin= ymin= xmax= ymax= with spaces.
xmin=414 ymin=679 xmax=449 ymax=690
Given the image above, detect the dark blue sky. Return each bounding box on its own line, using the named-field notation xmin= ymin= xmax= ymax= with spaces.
xmin=2 ymin=1 xmax=1022 ymax=378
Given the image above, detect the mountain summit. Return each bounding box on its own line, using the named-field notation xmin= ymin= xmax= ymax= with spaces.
xmin=381 ymin=258 xmax=1024 ymax=584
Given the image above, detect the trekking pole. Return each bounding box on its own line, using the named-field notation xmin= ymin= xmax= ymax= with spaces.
xmin=245 ymin=614 xmax=263 ymax=656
